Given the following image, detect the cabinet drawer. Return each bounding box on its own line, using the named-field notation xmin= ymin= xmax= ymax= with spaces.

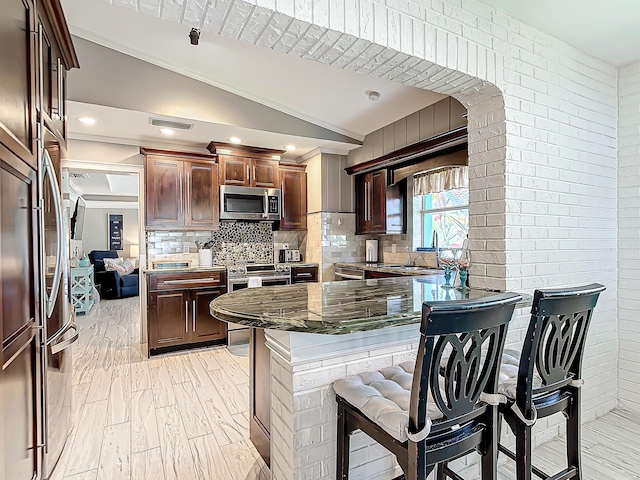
xmin=148 ymin=271 xmax=225 ymax=291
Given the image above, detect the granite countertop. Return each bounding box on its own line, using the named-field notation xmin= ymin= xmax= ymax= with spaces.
xmin=334 ymin=262 xmax=442 ymax=276
xmin=144 ymin=265 xmax=227 ymax=274
xmin=210 ymin=276 xmax=531 ymax=335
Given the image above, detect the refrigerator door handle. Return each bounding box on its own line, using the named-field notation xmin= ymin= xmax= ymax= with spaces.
xmin=43 ymin=148 xmax=64 ymax=318
xmin=49 ymin=322 xmax=79 ymax=355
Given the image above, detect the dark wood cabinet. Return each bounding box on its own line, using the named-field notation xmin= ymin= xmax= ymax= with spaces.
xmin=279 ymin=164 xmax=307 ymax=231
xmin=291 ymin=265 xmax=318 ymax=283
xmin=355 ymin=170 xmax=406 ymax=235
xmin=364 ymin=270 xmax=401 ymax=279
xmin=143 ymin=149 xmax=219 ymax=231
xmin=185 ymin=160 xmax=219 ymax=229
xmin=146 ymin=271 xmax=227 ymax=355
xmin=218 ymin=155 xmax=279 ymax=188
xmin=250 ymin=327 xmax=271 ymax=466
xmin=0 ymin=0 xmax=36 ymax=164
xmin=145 ymin=156 xmax=184 ymax=228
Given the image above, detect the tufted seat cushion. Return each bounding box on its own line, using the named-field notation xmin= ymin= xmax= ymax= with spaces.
xmin=498 ymin=349 xmax=543 ymax=400
xmin=333 ymin=362 xmax=443 ymax=442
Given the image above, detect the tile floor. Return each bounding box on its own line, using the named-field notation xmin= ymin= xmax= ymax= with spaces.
xmin=52 ymin=296 xmax=268 ymax=480
xmin=55 ymin=297 xmax=639 ymax=480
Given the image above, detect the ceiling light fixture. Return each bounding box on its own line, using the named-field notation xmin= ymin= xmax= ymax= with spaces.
xmin=228 ymin=137 xmax=242 ymax=144
xmin=78 ymin=117 xmax=97 ymax=125
xmin=366 ymin=90 xmax=381 ymax=101
xmin=160 ymin=128 xmax=175 ymax=135
xmin=285 ymin=145 xmax=296 ymax=151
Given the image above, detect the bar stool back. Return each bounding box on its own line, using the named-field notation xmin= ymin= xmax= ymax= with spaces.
xmin=497 ymin=283 xmax=606 ymax=480
xmin=333 ymin=292 xmax=522 ymax=480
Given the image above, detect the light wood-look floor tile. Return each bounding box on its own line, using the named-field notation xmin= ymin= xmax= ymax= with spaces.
xmin=64 ymin=470 xmax=97 ymax=480
xmin=107 ymin=365 xmax=130 ymax=425
xmin=207 ymin=368 xmax=249 ymax=415
xmin=190 ymin=434 xmax=234 ymax=480
xmin=131 ymin=389 xmax=160 ymax=453
xmin=214 ymin=349 xmax=250 ymax=385
xmin=220 ymin=440 xmax=268 ymax=480
xmin=195 ymin=383 xmax=245 ymax=446
xmin=65 ymin=399 xmax=108 ymax=476
xmin=131 ymin=448 xmax=166 ymax=480
xmin=155 ymin=405 xmax=199 ymax=480
xmin=97 ymin=423 xmax=130 ymax=480
xmin=130 ymin=361 xmax=152 ymax=391
xmin=149 ymin=360 xmax=177 ymax=408
xmin=174 ymin=381 xmax=213 ymax=438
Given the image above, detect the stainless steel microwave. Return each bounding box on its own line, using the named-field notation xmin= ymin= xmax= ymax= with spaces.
xmin=219 ymin=185 xmax=281 ymax=221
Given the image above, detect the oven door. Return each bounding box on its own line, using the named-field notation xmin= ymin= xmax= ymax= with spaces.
xmin=228 ymin=276 xmax=290 ymax=292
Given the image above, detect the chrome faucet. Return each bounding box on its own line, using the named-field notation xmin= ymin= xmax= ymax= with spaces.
xmin=406 ymin=246 xmax=415 ymax=266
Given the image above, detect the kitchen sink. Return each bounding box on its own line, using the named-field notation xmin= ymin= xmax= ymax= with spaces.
xmin=381 ymin=265 xmax=433 ymax=271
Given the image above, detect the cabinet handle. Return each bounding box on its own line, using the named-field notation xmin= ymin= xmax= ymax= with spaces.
xmin=185 ymin=301 xmax=189 ymax=332
xmin=192 ymin=300 xmax=196 ymax=332
xmin=253 ymin=165 xmax=256 ymax=184
xmin=57 ymin=58 xmax=63 ymax=118
xmin=162 ymin=277 xmax=218 ymax=285
xmin=364 ymin=182 xmax=369 ymax=222
xmin=179 ymin=171 xmax=183 ymax=215
xmin=186 ymin=172 xmax=191 ymax=216
xmin=37 ymin=25 xmax=43 ymax=114
xmin=368 ymin=181 xmax=372 ymax=221
xmin=247 ymin=165 xmax=250 ymax=183
xmin=281 ymin=181 xmax=285 ymax=219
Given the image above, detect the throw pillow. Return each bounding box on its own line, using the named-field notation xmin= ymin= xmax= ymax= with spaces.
xmin=120 ymin=258 xmax=135 ymax=276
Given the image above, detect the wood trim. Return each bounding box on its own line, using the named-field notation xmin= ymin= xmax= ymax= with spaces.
xmin=279 ymin=163 xmax=306 ymax=172
xmin=206 ymin=141 xmax=285 ymax=158
xmin=392 ymin=145 xmax=468 ymax=184
xmin=345 ymin=126 xmax=467 ymax=176
xmin=39 ymin=0 xmax=79 ymax=68
xmin=140 ymin=147 xmax=216 ymax=161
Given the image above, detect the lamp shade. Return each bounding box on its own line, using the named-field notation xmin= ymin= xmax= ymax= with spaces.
xmin=129 ymin=244 xmax=139 ymax=258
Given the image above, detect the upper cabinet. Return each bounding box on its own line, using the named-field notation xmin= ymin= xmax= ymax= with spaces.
xmin=355 ymin=170 xmax=406 ymax=235
xmin=36 ymin=0 xmax=79 ymax=152
xmin=207 ymin=142 xmax=283 ymax=189
xmin=279 ymin=164 xmax=307 ymax=231
xmin=218 ymin=155 xmax=279 ymax=188
xmin=143 ymin=148 xmax=219 ymax=231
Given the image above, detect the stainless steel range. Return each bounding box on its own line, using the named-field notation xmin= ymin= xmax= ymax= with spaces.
xmin=226 ymin=263 xmax=291 ymax=345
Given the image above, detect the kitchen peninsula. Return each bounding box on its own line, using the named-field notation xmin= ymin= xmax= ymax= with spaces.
xmin=210 ymin=276 xmax=529 ymax=479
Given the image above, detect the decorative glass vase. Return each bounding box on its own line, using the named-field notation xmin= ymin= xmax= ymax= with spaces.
xmin=438 ymin=249 xmax=456 ymax=289
xmin=458 ymin=268 xmax=468 ymax=291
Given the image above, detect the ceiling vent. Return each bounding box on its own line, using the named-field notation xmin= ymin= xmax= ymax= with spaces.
xmin=150 ymin=118 xmax=194 ymax=130
xmin=69 ymin=172 xmax=90 ymax=179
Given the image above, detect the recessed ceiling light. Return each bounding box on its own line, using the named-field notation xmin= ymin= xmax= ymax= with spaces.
xmin=228 ymin=137 xmax=242 ymax=144
xmin=78 ymin=117 xmax=97 ymax=125
xmin=160 ymin=128 xmax=175 ymax=135
xmin=285 ymin=145 xmax=296 ymax=151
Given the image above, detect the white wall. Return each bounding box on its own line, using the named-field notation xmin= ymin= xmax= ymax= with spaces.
xmin=81 ymin=207 xmax=139 ymax=257
xmin=618 ymin=60 xmax=640 ymax=413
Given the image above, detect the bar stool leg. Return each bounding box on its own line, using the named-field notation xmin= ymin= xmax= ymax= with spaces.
xmin=436 ymin=463 xmax=446 ymax=479
xmin=566 ymin=387 xmax=583 ymax=480
xmin=481 ymin=408 xmax=499 ymax=480
xmin=515 ymin=423 xmax=533 ymax=480
xmin=336 ymin=404 xmax=350 ymax=480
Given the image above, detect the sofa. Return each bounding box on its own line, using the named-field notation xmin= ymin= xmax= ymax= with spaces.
xmin=88 ymin=250 xmax=139 ymax=299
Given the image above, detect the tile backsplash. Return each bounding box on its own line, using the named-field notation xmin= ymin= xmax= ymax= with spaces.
xmin=146 ymin=222 xmax=307 ymax=267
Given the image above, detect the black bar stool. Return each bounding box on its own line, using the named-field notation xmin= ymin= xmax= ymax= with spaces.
xmin=496 ymin=283 xmax=605 ymax=480
xmin=333 ymin=292 xmax=522 ymax=480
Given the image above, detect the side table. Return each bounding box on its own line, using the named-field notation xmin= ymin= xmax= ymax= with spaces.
xmin=71 ymin=264 xmax=94 ymax=314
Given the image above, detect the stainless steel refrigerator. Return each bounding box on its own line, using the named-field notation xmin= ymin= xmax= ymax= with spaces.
xmin=39 ymin=127 xmax=78 ymax=479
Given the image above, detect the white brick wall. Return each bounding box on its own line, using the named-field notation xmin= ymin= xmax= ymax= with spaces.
xmin=618 ymin=60 xmax=640 ymax=414
xmin=102 ymin=0 xmax=620 ymax=474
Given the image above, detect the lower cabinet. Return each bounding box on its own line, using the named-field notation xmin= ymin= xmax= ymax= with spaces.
xmin=147 ymin=271 xmax=227 ymax=355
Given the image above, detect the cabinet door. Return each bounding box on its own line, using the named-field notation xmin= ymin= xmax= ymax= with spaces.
xmin=1 ymin=146 xmax=38 ymax=480
xmin=279 ymin=166 xmax=306 ymax=231
xmin=191 ymin=288 xmax=227 ymax=343
xmin=219 ymin=155 xmax=250 ymax=186
xmin=369 ymin=170 xmax=387 ymax=233
xmin=145 ymin=157 xmax=184 ymax=228
xmin=0 ymin=0 xmax=35 ymax=160
xmin=355 ymin=174 xmax=369 ymax=234
xmin=185 ymin=160 xmax=218 ymax=230
xmin=148 ymin=291 xmax=190 ymax=350
xmin=252 ymin=159 xmax=278 ymax=188
xmin=291 ymin=266 xmax=317 ymax=283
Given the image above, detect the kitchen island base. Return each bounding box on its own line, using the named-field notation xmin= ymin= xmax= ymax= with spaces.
xmin=256 ymin=327 xmax=422 ymax=480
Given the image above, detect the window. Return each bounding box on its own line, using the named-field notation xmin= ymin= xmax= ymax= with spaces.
xmin=413 ymin=187 xmax=469 ymax=249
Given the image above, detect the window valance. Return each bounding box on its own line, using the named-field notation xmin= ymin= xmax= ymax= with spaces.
xmin=413 ymin=166 xmax=468 ymax=196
